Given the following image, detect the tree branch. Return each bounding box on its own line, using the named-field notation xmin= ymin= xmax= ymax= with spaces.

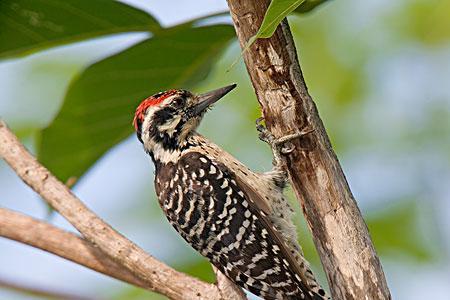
xmin=0 ymin=207 xmax=147 ymax=289
xmin=226 ymin=1 xmax=391 ymax=299
xmin=0 ymin=120 xmax=245 ymax=300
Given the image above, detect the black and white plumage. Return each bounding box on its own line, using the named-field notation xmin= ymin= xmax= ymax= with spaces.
xmin=133 ymin=84 xmax=329 ymax=300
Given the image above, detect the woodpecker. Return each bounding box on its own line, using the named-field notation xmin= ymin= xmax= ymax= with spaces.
xmin=133 ymin=84 xmax=329 ymax=300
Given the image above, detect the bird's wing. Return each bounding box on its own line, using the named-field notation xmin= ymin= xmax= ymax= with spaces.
xmin=178 ymin=151 xmax=322 ymax=300
xmin=232 ymin=173 xmax=311 ymax=281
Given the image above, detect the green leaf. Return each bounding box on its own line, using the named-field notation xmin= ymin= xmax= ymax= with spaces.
xmin=240 ymin=0 xmax=330 ymax=51
xmin=38 ymin=24 xmax=235 ymax=182
xmin=294 ymin=0 xmax=330 ymax=13
xmin=0 ymin=0 xmax=161 ymax=59
xmin=228 ymin=0 xmax=306 ymax=70
xmin=249 ymin=0 xmax=305 ymax=45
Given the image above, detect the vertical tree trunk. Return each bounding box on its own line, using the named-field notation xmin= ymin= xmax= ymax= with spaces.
xmin=226 ymin=1 xmax=391 ymax=299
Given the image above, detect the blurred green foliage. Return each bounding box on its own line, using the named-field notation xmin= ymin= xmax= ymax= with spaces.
xmin=368 ymin=200 xmax=436 ymax=262
xmin=389 ymin=0 xmax=450 ymax=45
xmin=113 ymin=287 xmax=166 ymax=300
xmin=176 ymin=259 xmax=216 ymax=283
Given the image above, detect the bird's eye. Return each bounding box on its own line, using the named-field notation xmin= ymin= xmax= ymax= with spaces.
xmin=173 ymin=97 xmax=184 ymax=107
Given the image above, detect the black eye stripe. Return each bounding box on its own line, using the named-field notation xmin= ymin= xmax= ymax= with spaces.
xmin=154 ymin=107 xmax=176 ymax=125
xmin=172 ymin=96 xmax=187 ymax=108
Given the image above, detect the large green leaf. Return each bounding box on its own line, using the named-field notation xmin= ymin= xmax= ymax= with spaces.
xmin=0 ymin=0 xmax=161 ymax=59
xmin=38 ymin=24 xmax=235 ymax=182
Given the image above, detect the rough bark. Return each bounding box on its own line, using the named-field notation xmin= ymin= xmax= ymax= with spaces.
xmin=226 ymin=1 xmax=391 ymax=299
xmin=0 ymin=120 xmax=246 ymax=300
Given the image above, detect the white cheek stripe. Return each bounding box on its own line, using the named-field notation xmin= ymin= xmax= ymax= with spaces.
xmin=158 ymin=115 xmax=182 ymax=137
xmin=142 ymin=117 xmax=182 ymax=164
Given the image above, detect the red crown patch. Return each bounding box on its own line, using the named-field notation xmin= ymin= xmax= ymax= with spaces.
xmin=133 ymin=90 xmax=177 ymax=130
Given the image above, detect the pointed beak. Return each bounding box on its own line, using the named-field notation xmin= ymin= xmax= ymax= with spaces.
xmin=191 ymin=84 xmax=237 ymax=116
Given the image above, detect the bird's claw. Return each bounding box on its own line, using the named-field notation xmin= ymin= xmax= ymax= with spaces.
xmin=255 ymin=117 xmax=315 ymax=166
xmin=256 ymin=117 xmax=274 ymax=145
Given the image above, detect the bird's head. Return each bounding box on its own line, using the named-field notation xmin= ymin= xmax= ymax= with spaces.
xmin=133 ymin=84 xmax=236 ymax=161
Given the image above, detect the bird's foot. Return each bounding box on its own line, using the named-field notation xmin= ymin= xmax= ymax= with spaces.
xmin=256 ymin=117 xmax=314 ymax=167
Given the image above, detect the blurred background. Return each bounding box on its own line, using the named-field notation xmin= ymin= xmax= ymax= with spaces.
xmin=0 ymin=0 xmax=449 ymax=299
